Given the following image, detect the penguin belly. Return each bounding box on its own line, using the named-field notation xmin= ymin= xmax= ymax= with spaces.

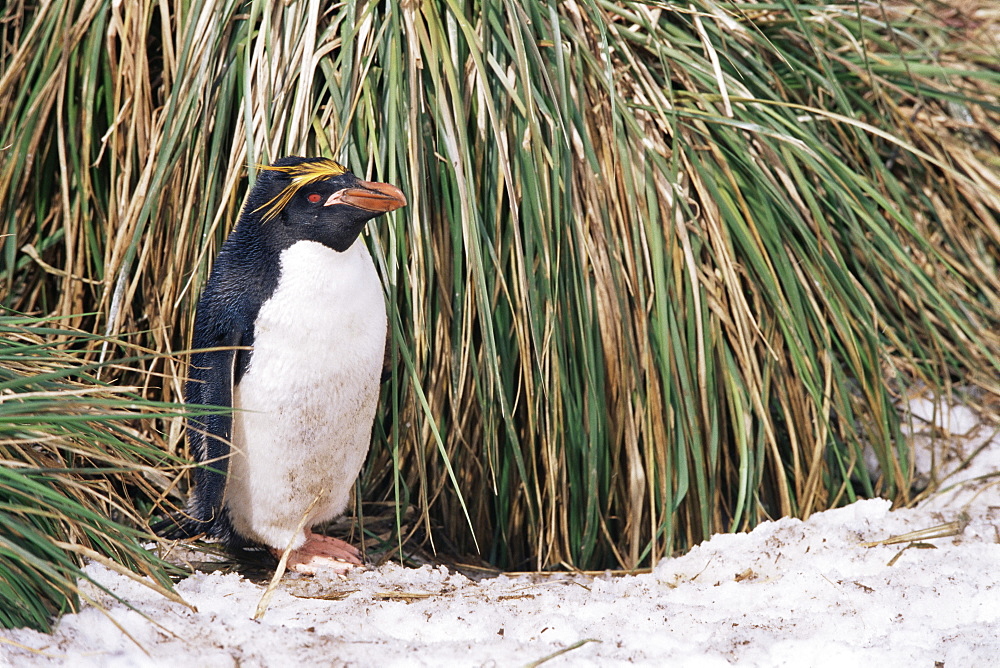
xmin=223 ymin=239 xmax=386 ymax=551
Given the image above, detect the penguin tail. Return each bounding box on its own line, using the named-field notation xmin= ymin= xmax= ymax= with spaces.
xmin=150 ymin=506 xmax=251 ymax=550
xmin=150 ymin=509 xmax=213 ymax=541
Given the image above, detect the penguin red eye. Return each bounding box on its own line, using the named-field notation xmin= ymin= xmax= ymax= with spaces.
xmin=306 ymin=193 xmax=322 ymax=203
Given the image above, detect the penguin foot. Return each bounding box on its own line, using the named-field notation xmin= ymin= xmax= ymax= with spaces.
xmin=275 ymin=530 xmax=363 ymax=575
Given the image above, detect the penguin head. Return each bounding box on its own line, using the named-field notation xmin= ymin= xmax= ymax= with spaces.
xmin=246 ymin=156 xmax=407 ymax=252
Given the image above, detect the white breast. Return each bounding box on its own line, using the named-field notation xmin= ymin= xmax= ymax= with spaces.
xmin=224 ymin=239 xmax=386 ymax=550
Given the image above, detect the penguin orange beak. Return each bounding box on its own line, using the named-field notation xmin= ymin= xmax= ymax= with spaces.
xmin=324 ymin=180 xmax=407 ymax=213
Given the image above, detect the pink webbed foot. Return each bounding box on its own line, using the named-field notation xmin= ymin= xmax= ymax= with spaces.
xmin=272 ymin=530 xmax=364 ymax=575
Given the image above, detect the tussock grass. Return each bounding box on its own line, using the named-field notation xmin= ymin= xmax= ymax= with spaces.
xmin=1 ymin=0 xmax=998 ymax=594
xmin=0 ymin=318 xmax=183 ymax=631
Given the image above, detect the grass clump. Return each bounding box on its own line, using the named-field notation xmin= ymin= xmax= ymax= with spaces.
xmin=0 ymin=318 xmax=181 ymax=631
xmin=0 ymin=0 xmax=998 ymax=584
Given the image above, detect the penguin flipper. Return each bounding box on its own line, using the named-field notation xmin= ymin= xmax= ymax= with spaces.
xmin=155 ymin=338 xmax=241 ymax=544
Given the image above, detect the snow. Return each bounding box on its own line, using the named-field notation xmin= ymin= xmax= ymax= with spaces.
xmin=3 ymin=398 xmax=998 ymax=667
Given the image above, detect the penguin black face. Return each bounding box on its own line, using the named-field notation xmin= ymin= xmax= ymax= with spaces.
xmin=249 ymin=157 xmax=407 ymax=252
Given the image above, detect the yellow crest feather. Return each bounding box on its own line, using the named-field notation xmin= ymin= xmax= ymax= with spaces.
xmin=253 ymin=158 xmax=348 ymax=222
